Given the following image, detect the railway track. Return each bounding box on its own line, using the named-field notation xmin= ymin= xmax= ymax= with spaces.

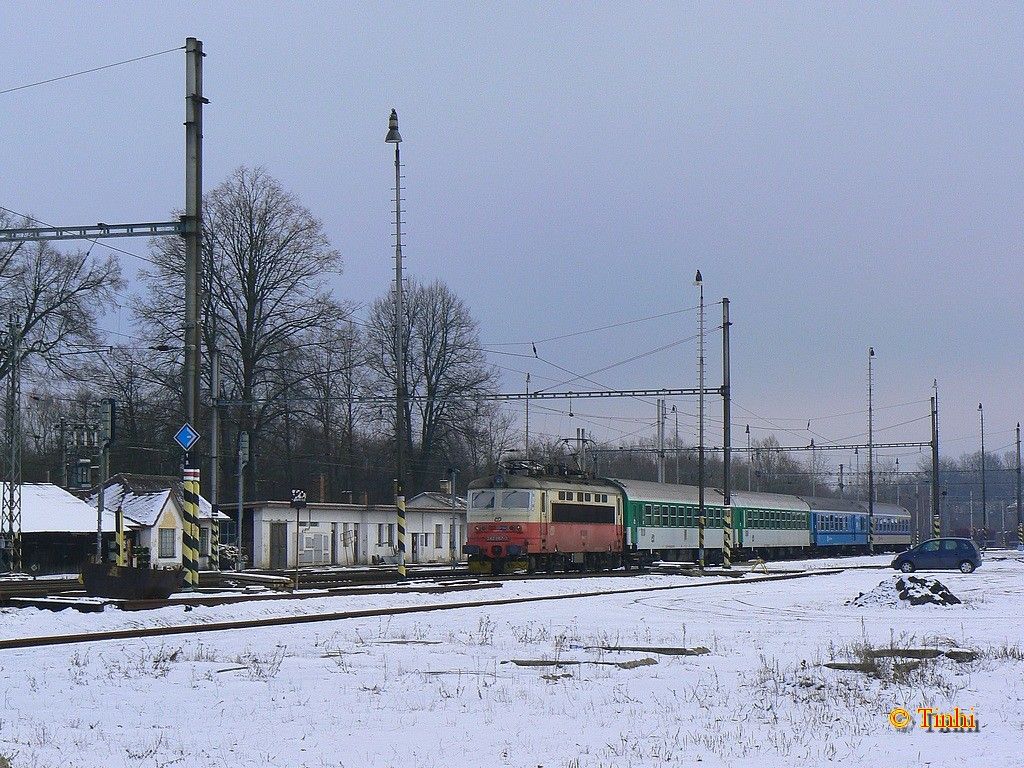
xmin=0 ymin=567 xmax=845 ymax=651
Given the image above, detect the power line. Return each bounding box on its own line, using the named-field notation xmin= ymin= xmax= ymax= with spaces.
xmin=484 ymin=303 xmax=704 ymax=346
xmin=1 ymin=46 xmax=183 ymax=96
xmin=0 ymin=206 xmax=160 ymax=268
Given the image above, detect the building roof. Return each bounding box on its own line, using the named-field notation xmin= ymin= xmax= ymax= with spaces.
xmin=86 ymin=473 xmax=227 ymax=528
xmin=407 ymin=491 xmax=466 ymax=510
xmin=20 ymin=483 xmax=115 ymax=534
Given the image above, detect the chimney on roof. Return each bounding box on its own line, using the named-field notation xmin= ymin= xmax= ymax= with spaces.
xmin=439 ymin=479 xmax=452 ymax=495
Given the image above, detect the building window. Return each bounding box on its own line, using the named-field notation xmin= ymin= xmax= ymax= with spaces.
xmin=377 ymin=523 xmax=385 ymax=545
xmin=158 ymin=528 xmax=176 ymax=558
xmin=199 ymin=526 xmax=210 ymax=556
xmin=435 ymin=524 xmax=443 ymax=546
xmin=387 ymin=524 xmax=395 ymax=547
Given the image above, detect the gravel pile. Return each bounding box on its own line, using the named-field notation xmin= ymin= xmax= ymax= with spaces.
xmin=849 ymin=575 xmax=961 ymax=607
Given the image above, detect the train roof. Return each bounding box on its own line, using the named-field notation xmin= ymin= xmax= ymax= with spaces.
xmin=871 ymin=501 xmax=911 ymax=517
xmin=608 ymin=478 xmax=728 ymax=506
xmin=729 ymin=490 xmax=809 ymax=511
xmin=467 ymin=473 xmax=619 ymax=492
xmin=800 ymin=496 xmax=911 ymax=517
xmin=798 ymin=496 xmax=868 ymax=513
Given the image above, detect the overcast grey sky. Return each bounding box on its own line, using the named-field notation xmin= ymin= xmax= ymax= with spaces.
xmin=2 ymin=2 xmax=1022 ymax=469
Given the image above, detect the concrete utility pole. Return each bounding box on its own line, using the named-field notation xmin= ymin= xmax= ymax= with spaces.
xmin=867 ymin=347 xmax=875 ymax=554
xmin=931 ymin=386 xmax=940 ymax=538
xmin=1016 ymin=422 xmax=1021 ymax=547
xmin=672 ymin=405 xmax=679 ymax=483
xmin=236 ymin=431 xmax=249 ymax=571
xmin=183 ymin=37 xmax=205 ymax=429
xmin=525 ymin=373 xmax=530 ymax=460
xmin=656 ymin=399 xmax=665 ymax=483
xmin=448 ymin=467 xmax=459 ymax=568
xmin=721 ymin=297 xmax=732 ymax=569
xmin=385 ymin=109 xmax=408 ymax=578
xmin=978 ymin=402 xmax=987 ymax=541
xmin=695 ymin=271 xmax=705 ymax=569
xmin=98 ymin=399 xmax=117 ymax=564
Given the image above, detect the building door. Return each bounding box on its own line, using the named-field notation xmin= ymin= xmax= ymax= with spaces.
xmin=331 ymin=523 xmax=339 ymax=565
xmin=270 ymin=522 xmax=288 ymax=569
xmin=353 ymin=523 xmax=360 ymax=564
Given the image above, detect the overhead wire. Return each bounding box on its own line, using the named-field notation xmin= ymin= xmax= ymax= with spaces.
xmin=0 ymin=46 xmax=184 ymax=96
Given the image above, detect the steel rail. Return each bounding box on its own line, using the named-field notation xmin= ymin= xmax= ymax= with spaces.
xmin=0 ymin=568 xmax=844 ymax=651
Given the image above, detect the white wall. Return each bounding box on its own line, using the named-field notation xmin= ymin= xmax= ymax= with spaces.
xmin=249 ymin=503 xmax=467 ymax=568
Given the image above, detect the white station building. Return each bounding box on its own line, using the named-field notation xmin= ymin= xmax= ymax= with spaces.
xmin=239 ymin=491 xmax=467 ymax=569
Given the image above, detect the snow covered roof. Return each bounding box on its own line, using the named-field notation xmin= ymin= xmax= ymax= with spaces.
xmin=86 ymin=473 xmax=228 ymax=528
xmin=20 ymin=483 xmax=115 ymax=534
xmin=407 ymin=491 xmax=466 ymax=510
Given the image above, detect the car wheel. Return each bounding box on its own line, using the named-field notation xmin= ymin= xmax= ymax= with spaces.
xmin=900 ymin=561 xmax=915 ymax=573
xmin=959 ymin=560 xmax=975 ymax=574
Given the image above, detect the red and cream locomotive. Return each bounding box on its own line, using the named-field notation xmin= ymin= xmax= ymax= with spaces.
xmin=463 ymin=463 xmax=624 ymax=574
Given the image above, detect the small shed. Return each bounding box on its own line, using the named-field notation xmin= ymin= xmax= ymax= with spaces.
xmin=87 ymin=474 xmax=229 ymax=570
xmin=19 ymin=483 xmax=115 ymax=574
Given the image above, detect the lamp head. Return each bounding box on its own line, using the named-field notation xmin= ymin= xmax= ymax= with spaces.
xmin=693 ymin=269 xmax=703 ymax=286
xmin=869 ymin=346 xmax=875 ymax=357
xmin=385 ymin=109 xmax=402 ymax=143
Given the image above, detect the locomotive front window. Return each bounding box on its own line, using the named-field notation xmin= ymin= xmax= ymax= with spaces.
xmin=471 ymin=490 xmax=496 ymax=509
xmin=500 ymin=490 xmax=532 ymax=509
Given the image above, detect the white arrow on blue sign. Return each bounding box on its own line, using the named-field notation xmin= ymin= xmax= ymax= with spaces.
xmin=173 ymin=423 xmax=201 ymax=452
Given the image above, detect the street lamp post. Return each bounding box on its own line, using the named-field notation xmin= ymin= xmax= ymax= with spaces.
xmin=867 ymin=347 xmax=875 ymax=554
xmin=386 ymin=109 xmax=408 ymax=579
xmin=695 ymin=270 xmax=705 ymax=570
xmin=745 ymin=425 xmax=751 ymax=491
xmin=979 ymin=403 xmax=986 ymax=543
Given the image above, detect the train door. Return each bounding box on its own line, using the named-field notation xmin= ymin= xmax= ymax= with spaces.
xmin=541 ymin=492 xmax=548 ymax=545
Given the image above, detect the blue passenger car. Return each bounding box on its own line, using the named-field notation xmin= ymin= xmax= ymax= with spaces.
xmin=801 ymin=496 xmax=869 ymax=551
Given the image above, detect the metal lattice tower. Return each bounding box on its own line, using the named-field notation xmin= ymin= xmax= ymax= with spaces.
xmin=2 ymin=316 xmax=22 ymax=572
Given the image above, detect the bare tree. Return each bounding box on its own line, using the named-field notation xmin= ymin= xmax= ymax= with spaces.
xmin=367 ymin=278 xmax=499 ymax=490
xmin=134 ymin=166 xmax=347 ymax=486
xmin=0 ymin=211 xmax=123 ymax=379
xmin=292 ymin=321 xmax=370 ymax=498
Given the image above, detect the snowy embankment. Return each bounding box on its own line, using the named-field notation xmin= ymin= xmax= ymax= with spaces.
xmin=0 ymin=557 xmax=1022 ymax=767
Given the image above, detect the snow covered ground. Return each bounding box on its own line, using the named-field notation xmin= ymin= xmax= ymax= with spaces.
xmin=0 ymin=555 xmax=1021 ymax=767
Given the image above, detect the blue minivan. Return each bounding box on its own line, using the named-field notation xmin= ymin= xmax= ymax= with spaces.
xmin=891 ymin=538 xmax=982 ymax=573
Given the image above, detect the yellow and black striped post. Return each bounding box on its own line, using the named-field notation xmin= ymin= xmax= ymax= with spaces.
xmin=209 ymin=509 xmax=219 ymax=571
xmin=722 ymin=508 xmax=732 ymax=569
xmin=182 ymin=467 xmax=201 ymax=589
xmin=1018 ymin=522 xmax=1023 ymax=549
xmin=932 ymin=513 xmax=940 ymax=540
xmin=698 ymin=515 xmax=705 ymax=570
xmin=115 ymin=504 xmax=126 ymax=566
xmin=396 ymin=493 xmax=407 ymax=578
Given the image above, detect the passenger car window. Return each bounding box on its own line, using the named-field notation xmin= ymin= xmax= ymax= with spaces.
xmin=941 ymin=540 xmax=958 ymax=551
xmin=921 ymin=540 xmax=940 ymax=552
